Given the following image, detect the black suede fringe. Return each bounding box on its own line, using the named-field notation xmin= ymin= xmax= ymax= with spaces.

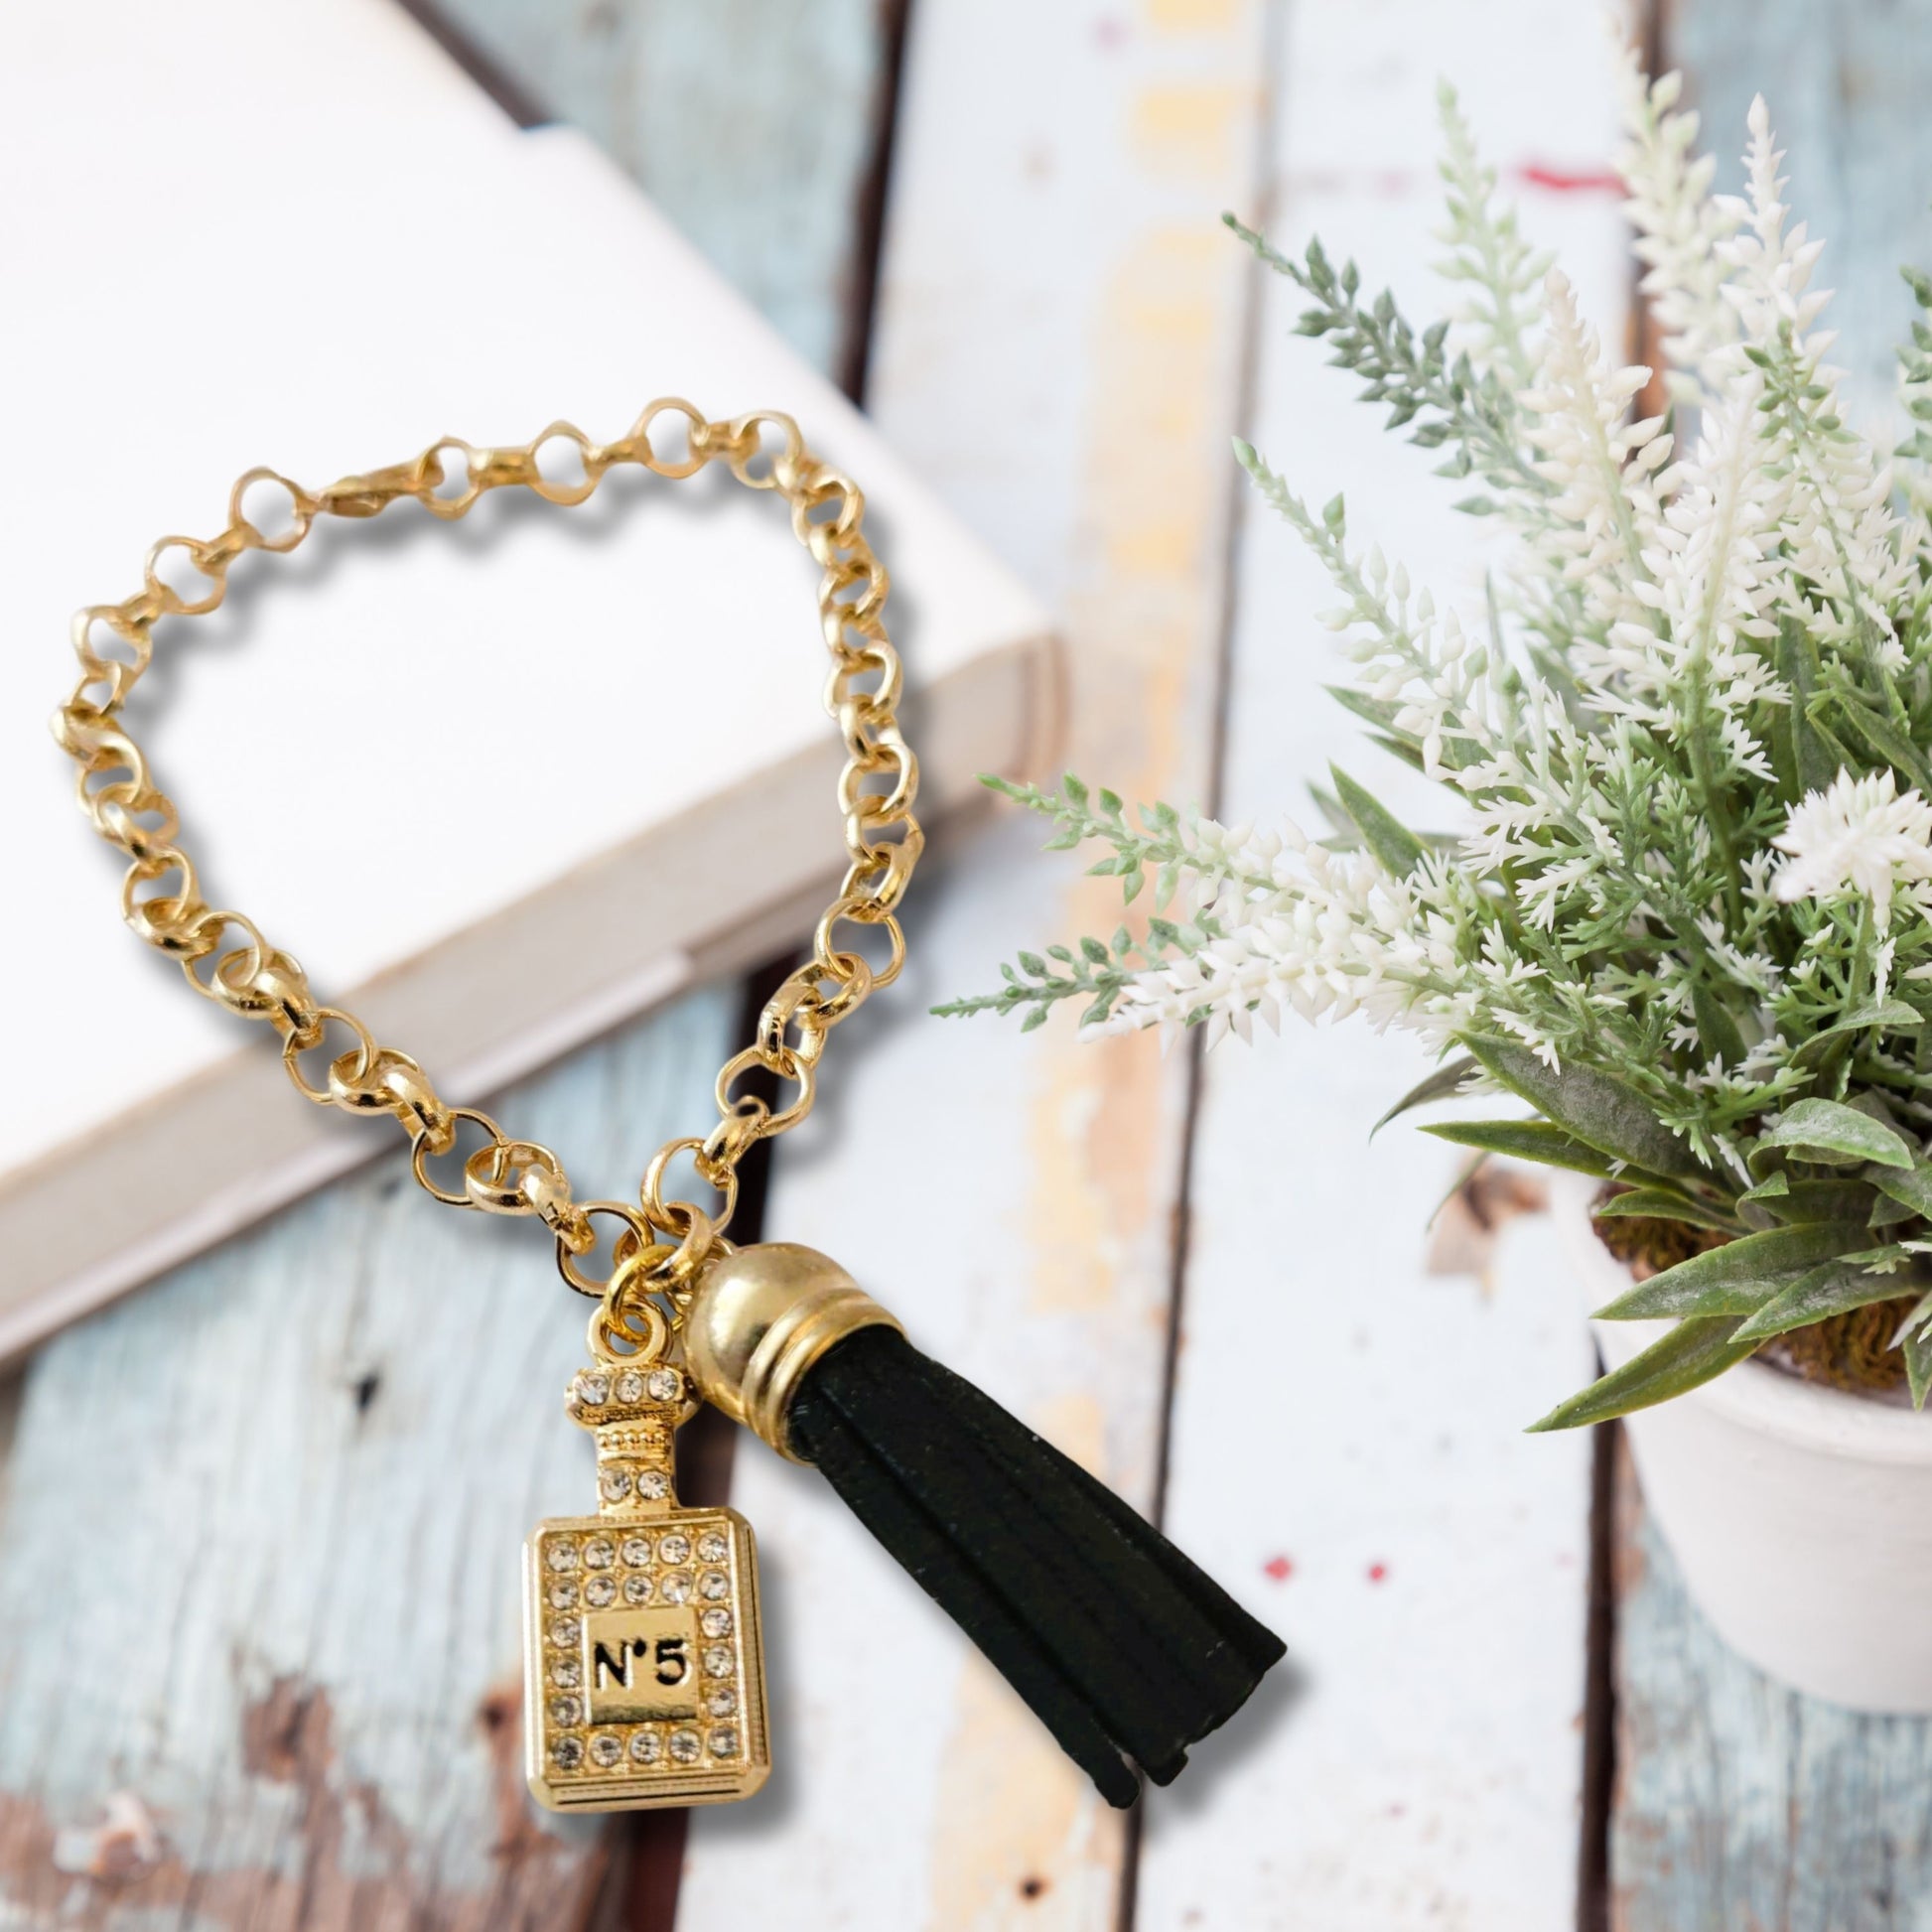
xmin=786 ymin=1325 xmax=1286 ymax=1808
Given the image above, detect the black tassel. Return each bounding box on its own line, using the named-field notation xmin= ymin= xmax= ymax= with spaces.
xmin=785 ymin=1324 xmax=1285 ymax=1808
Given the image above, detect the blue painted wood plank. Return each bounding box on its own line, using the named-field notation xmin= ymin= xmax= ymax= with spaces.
xmin=1671 ymin=0 xmax=1932 ymax=430
xmin=0 ymin=995 xmax=735 ymax=1925
xmin=1609 ymin=1447 xmax=1932 ymax=1931
xmin=1610 ymin=9 xmax=1932 ymax=1922
xmin=430 ymin=0 xmax=894 ymax=379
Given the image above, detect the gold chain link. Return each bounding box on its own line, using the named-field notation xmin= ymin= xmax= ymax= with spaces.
xmin=53 ymin=401 xmax=922 ymax=1318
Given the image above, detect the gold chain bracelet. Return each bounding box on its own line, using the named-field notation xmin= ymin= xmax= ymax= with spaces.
xmin=53 ymin=400 xmax=1285 ymax=1818
xmin=50 ymin=401 xmax=922 ymax=1340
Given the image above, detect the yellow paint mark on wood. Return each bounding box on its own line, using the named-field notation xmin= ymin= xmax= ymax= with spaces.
xmin=1034 ymin=1390 xmax=1108 ymax=1474
xmin=1144 ymin=0 xmax=1240 ymax=31
xmin=1106 ymin=518 xmax=1200 ymax=577
xmin=929 ymin=1653 xmax=1122 ymax=1932
xmin=1130 ymin=84 xmax=1251 ymax=186
xmin=1027 ymin=1021 xmax=1168 ymax=1319
xmin=1019 ymin=220 xmax=1243 ymax=1323
xmin=929 ymin=12 xmax=1263 ymax=1909
xmin=925 ymin=1396 xmax=1114 ymax=1928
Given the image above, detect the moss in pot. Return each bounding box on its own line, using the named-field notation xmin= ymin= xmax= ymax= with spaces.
xmin=938 ymin=57 xmax=1932 ymax=1706
xmin=1594 ymin=1189 xmax=1922 ymax=1396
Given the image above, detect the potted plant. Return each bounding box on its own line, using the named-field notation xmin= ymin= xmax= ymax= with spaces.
xmin=938 ymin=57 xmax=1932 ymax=1712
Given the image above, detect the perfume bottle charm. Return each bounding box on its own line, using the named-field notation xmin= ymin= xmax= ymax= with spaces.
xmin=523 ymin=1359 xmax=769 ymax=1810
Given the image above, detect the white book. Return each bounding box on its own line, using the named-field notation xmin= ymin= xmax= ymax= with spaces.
xmin=0 ymin=0 xmax=1057 ymax=1357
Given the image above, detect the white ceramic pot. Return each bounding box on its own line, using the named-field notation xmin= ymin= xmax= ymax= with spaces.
xmin=1554 ymin=1171 xmax=1932 ymax=1711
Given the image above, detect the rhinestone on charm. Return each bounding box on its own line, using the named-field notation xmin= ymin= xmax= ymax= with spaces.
xmin=524 ymin=1357 xmax=768 ymax=1811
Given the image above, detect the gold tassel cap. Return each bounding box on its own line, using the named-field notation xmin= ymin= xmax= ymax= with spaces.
xmin=681 ymin=1243 xmax=902 ymax=1461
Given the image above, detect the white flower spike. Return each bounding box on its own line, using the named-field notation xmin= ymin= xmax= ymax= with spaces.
xmin=945 ymin=59 xmax=1932 ymax=1397
xmin=1773 ymin=771 xmax=1932 ymax=931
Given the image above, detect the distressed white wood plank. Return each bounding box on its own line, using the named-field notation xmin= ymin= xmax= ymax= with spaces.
xmin=1138 ymin=4 xmax=1627 ymax=1926
xmin=678 ymin=1 xmax=1276 ymax=1925
xmin=0 ymin=992 xmax=734 ymax=1927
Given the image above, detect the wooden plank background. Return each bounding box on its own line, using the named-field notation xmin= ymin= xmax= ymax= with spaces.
xmin=681 ymin=0 xmax=1272 ymax=1922
xmin=9 ymin=0 xmax=1932 ymax=1927
xmin=1139 ymin=5 xmax=1626 ymax=1922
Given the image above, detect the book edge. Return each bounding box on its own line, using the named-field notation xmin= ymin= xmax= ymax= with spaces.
xmin=0 ymin=626 xmax=1059 ymax=1362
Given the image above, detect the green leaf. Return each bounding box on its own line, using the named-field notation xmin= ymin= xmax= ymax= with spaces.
xmin=1527 ymin=1317 xmax=1760 ymax=1431
xmin=1898 ymin=1290 xmax=1932 ymax=1409
xmin=1871 ymin=1189 xmax=1919 ymax=1229
xmin=1371 ymin=1055 xmax=1479 ymax=1136
xmin=1591 ymin=1222 xmax=1868 ymax=1320
xmin=1328 ymin=765 xmax=1426 ymax=876
xmin=1896 ymin=1288 xmax=1932 ymax=1346
xmin=1810 ymin=714 xmax=1862 ymax=780
xmin=1738 ymin=1173 xmax=1789 ymax=1202
xmin=1773 ymin=616 xmax=1837 ymax=802
xmin=1426 ymin=1148 xmax=1491 ymax=1229
xmin=1790 ymin=1001 xmax=1923 ymax=1073
xmin=1307 ymin=779 xmax=1353 ymax=843
xmin=1591 ymin=1190 xmax=1743 ymax=1234
xmin=1908 ymin=1328 xmax=1932 ymax=1410
xmin=1733 ymin=1258 xmax=1914 ymax=1341
xmin=1823 ymin=689 xmax=1932 ymax=795
xmin=1756 ymin=1098 xmax=1916 ymax=1170
xmin=1690 ymin=981 xmax=1747 ymax=1072
xmin=1419 ymin=1119 xmax=1621 ymax=1178
xmin=1872 ymin=1162 xmax=1932 ymax=1218
xmin=1461 ymin=1036 xmax=1706 ymax=1179
xmin=1367 ymin=733 xmax=1428 ymax=773
xmin=1755 ymin=1178 xmax=1879 ymax=1225
xmin=1322 ymin=684 xmax=1407 ymax=738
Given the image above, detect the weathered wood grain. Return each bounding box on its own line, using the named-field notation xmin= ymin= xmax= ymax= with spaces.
xmin=0 ymin=998 xmax=731 ymax=1929
xmin=1608 ymin=1443 xmax=1932 ymax=1932
xmin=1601 ymin=5 xmax=1932 ymax=1923
xmin=0 ymin=3 xmax=894 ymax=1925
xmin=1137 ymin=4 xmax=1627 ymax=1925
xmin=1669 ymin=0 xmax=1932 ymax=433
xmin=676 ymin=1 xmax=1277 ymax=1925
xmin=428 ymin=0 xmax=897 ymax=381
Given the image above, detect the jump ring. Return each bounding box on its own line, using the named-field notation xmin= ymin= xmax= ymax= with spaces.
xmin=409 ymin=1106 xmax=504 ymax=1204
xmin=557 ymin=1199 xmax=655 ymax=1298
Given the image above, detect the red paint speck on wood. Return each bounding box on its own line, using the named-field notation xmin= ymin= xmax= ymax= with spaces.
xmin=1367 ymin=1562 xmax=1389 ymax=1584
xmin=1515 ymin=163 xmax=1624 ymax=196
xmin=1263 ymin=1555 xmax=1294 ymax=1582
